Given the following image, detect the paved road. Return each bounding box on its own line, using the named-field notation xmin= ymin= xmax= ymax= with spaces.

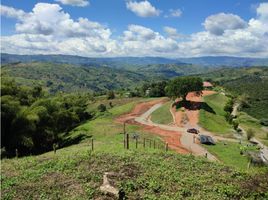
xmin=135 ymin=103 xmax=218 ymax=161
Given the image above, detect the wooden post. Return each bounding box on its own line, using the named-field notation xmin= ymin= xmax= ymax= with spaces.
xmin=165 ymin=142 xmax=168 ymax=152
xmin=53 ymin=143 xmax=57 ymax=154
xmin=205 ymin=153 xmax=208 ymax=158
xmin=15 ymin=148 xmax=18 ymax=158
xmin=123 ymin=136 xmax=125 ymax=149
xmin=91 ymin=138 xmax=94 ymax=151
xmin=123 ymin=122 xmax=126 ymax=134
xmin=126 ymin=134 xmax=129 ymax=150
xmin=135 ymin=138 xmax=138 ymax=149
xmin=153 ymin=140 xmax=156 ymax=149
xmin=143 ymin=138 xmax=146 ymax=148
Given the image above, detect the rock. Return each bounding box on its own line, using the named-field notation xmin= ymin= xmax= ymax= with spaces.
xmin=100 ymin=172 xmax=119 ymax=197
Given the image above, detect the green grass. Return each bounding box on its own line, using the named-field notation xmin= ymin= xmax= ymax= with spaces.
xmin=204 ymin=141 xmax=262 ymax=171
xmin=2 ymin=143 xmax=268 ymax=199
xmin=236 ymin=112 xmax=268 ymax=145
xmin=2 ymin=98 xmax=268 ymax=199
xmin=151 ymin=101 xmax=173 ymax=124
xmin=199 ymin=93 xmax=233 ymax=135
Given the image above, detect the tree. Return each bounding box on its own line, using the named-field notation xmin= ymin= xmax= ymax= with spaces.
xmin=165 ymin=77 xmax=203 ymax=101
xmin=107 ymin=90 xmax=115 ymax=100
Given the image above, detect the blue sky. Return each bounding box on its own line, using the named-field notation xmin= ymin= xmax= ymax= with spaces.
xmin=1 ymin=0 xmax=268 ymax=57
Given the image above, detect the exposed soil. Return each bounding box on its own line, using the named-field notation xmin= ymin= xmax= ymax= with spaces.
xmin=116 ymin=99 xmax=188 ymax=154
xmin=171 ymin=90 xmax=216 ymax=128
xmin=116 ymin=98 xmax=167 ymax=124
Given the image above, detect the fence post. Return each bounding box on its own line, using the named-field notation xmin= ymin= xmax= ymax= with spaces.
xmin=143 ymin=138 xmax=146 ymax=148
xmin=91 ymin=138 xmax=94 ymax=151
xmin=165 ymin=142 xmax=168 ymax=152
xmin=153 ymin=140 xmax=156 ymax=149
xmin=124 ymin=134 xmax=126 ymax=149
xmin=136 ymin=138 xmax=138 ymax=149
xmin=15 ymin=148 xmax=18 ymax=159
xmin=53 ymin=143 xmax=57 ymax=154
xmin=126 ymin=134 xmax=129 ymax=150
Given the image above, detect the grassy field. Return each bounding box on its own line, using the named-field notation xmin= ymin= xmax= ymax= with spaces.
xmin=199 ymin=93 xmax=233 ymax=136
xmin=204 ymin=141 xmax=262 ymax=171
xmin=151 ymin=101 xmax=173 ymax=124
xmin=236 ymin=112 xmax=268 ymax=146
xmin=2 ymin=98 xmax=268 ymax=199
xmin=2 ymin=142 xmax=268 ymax=199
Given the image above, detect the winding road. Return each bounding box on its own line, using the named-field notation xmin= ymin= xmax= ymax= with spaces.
xmin=135 ymin=102 xmax=218 ymax=161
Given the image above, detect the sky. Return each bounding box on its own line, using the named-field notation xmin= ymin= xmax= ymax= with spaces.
xmin=1 ymin=0 xmax=268 ymax=58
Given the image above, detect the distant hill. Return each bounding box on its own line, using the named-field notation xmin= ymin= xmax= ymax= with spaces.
xmin=200 ymin=66 xmax=268 ymax=119
xmin=178 ymin=56 xmax=268 ymax=67
xmin=0 ymin=53 xmax=184 ymax=69
xmin=2 ymin=53 xmax=268 ymax=68
xmin=1 ymin=62 xmax=149 ymax=93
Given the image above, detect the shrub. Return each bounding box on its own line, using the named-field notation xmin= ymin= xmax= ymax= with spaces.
xmin=97 ymin=104 xmax=106 ymax=112
xmin=232 ymin=120 xmax=239 ymax=130
xmin=260 ymin=119 xmax=268 ymax=126
xmin=107 ymin=90 xmax=115 ymax=100
xmin=246 ymin=129 xmax=255 ymax=141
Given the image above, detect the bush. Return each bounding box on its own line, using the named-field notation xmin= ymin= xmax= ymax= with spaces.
xmin=246 ymin=129 xmax=255 ymax=141
xmin=107 ymin=91 xmax=115 ymax=100
xmin=97 ymin=104 xmax=106 ymax=112
xmin=260 ymin=119 xmax=268 ymax=126
xmin=232 ymin=120 xmax=239 ymax=130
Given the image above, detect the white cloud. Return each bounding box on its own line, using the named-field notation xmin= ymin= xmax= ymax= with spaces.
xmin=165 ymin=9 xmax=182 ymax=18
xmin=204 ymin=13 xmax=247 ymax=35
xmin=163 ymin=26 xmax=186 ymax=40
xmin=126 ymin=1 xmax=161 ymax=17
xmin=0 ymin=5 xmax=27 ymax=19
xmin=0 ymin=3 xmax=118 ymax=57
xmin=55 ymin=0 xmax=89 ymax=7
xmin=122 ymin=24 xmax=178 ymax=56
xmin=1 ymin=2 xmax=268 ymax=58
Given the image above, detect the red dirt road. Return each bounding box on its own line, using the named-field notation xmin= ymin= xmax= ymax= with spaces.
xmin=116 ymin=99 xmax=189 ymax=154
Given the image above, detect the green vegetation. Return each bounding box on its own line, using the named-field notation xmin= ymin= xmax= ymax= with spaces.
xmin=2 ymin=130 xmax=268 ymax=199
xmin=1 ymin=62 xmax=149 ymax=93
xmin=199 ymin=93 xmax=232 ymax=135
xmin=236 ymin=112 xmax=268 ymax=145
xmin=200 ymin=67 xmax=268 ymax=120
xmin=165 ymin=76 xmax=203 ymax=101
xmin=204 ymin=141 xmax=261 ymax=171
xmin=151 ymin=101 xmax=173 ymax=124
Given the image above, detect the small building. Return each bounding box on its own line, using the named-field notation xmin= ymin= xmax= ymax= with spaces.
xmin=203 ymin=81 xmax=213 ymax=89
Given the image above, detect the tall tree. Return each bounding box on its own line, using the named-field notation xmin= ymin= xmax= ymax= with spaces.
xmin=165 ymin=77 xmax=203 ymax=101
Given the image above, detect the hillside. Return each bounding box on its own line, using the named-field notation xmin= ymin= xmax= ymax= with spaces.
xmin=1 ymin=62 xmax=149 ymax=93
xmin=2 ymin=100 xmax=268 ymax=199
xmin=2 ymin=53 xmax=268 ymax=67
xmin=200 ymin=67 xmax=268 ymax=119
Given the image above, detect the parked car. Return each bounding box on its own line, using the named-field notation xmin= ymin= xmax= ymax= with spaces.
xmin=199 ymin=135 xmax=215 ymax=145
xmin=187 ymin=128 xmax=199 ymax=134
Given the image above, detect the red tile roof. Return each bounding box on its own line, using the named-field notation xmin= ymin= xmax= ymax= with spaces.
xmin=203 ymin=81 xmax=213 ymax=87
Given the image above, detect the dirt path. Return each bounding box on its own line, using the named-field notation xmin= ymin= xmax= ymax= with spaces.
xmin=116 ymin=98 xmax=218 ymax=160
xmin=116 ymin=99 xmax=188 ymax=154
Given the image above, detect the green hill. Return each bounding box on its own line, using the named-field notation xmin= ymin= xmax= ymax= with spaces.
xmin=2 ymin=100 xmax=268 ymax=200
xmin=200 ymin=67 xmax=268 ymax=119
xmin=1 ymin=62 xmax=149 ymax=93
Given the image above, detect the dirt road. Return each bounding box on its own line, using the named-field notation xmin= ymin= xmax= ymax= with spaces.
xmin=116 ymin=96 xmax=218 ymax=160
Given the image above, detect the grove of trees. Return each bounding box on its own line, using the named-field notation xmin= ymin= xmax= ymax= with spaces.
xmin=1 ymin=79 xmax=93 ymax=157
